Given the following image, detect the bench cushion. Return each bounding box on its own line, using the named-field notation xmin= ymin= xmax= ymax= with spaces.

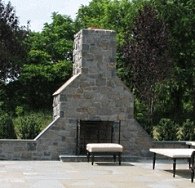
xmin=150 ymin=148 xmax=195 ymax=158
xmin=86 ymin=143 xmax=123 ymax=153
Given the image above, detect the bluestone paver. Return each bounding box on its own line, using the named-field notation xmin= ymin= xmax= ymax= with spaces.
xmin=0 ymin=160 xmax=194 ymax=188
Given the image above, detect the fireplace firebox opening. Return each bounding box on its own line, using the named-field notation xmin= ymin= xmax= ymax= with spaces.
xmin=76 ymin=120 xmax=121 ymax=155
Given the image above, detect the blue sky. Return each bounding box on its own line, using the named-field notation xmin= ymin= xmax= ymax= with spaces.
xmin=4 ymin=0 xmax=91 ymax=31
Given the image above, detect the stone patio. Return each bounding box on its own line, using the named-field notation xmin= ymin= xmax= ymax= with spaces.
xmin=0 ymin=160 xmax=194 ymax=188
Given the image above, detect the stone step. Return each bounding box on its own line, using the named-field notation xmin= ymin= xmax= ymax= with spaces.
xmin=59 ymin=155 xmax=87 ymax=162
xmin=59 ymin=155 xmax=119 ymax=162
xmin=59 ymin=154 xmax=139 ymax=162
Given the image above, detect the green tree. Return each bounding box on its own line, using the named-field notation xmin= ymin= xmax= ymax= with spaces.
xmin=3 ymin=60 xmax=72 ymax=111
xmin=75 ymin=0 xmax=143 ymax=45
xmin=4 ymin=13 xmax=75 ymax=111
xmin=28 ymin=12 xmax=75 ymax=62
xmin=122 ymin=4 xmax=172 ymax=134
xmin=152 ymin=0 xmax=195 ymax=123
xmin=17 ymin=61 xmax=72 ymax=109
xmin=0 ymin=0 xmax=27 ymax=83
xmin=123 ymin=4 xmax=171 ymax=99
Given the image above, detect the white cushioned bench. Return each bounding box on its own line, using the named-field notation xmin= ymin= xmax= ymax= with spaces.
xmin=86 ymin=143 xmax=123 ymax=165
xmin=150 ymin=148 xmax=195 ymax=182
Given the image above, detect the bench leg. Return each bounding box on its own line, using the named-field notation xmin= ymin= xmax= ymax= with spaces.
xmin=191 ymin=150 xmax=195 ymax=182
xmin=113 ymin=154 xmax=116 ymax=162
xmin=191 ymin=168 xmax=194 ymax=183
xmin=152 ymin=153 xmax=156 ymax=169
xmin=91 ymin=153 xmax=94 ymax=165
xmin=118 ymin=153 xmax=121 ymax=165
xmin=188 ymin=158 xmax=191 ymax=169
xmin=173 ymin=158 xmax=176 ymax=177
xmin=87 ymin=151 xmax=90 ymax=163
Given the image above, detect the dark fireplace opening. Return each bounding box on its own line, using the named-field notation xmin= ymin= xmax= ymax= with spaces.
xmin=76 ymin=120 xmax=119 ymax=155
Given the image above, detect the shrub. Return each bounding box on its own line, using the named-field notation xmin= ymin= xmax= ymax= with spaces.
xmin=14 ymin=111 xmax=52 ymax=139
xmin=177 ymin=119 xmax=195 ymax=141
xmin=0 ymin=113 xmax=16 ymax=139
xmin=15 ymin=113 xmax=42 ymax=139
xmin=153 ymin=118 xmax=178 ymax=141
xmin=134 ymin=98 xmax=152 ymax=135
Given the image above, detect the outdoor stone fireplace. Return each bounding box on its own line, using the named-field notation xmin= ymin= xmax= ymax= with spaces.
xmin=0 ymin=28 xmax=153 ymax=160
xmin=51 ymin=28 xmax=152 ymax=157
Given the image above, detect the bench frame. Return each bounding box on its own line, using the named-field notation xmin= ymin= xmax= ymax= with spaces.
xmin=87 ymin=151 xmax=122 ymax=165
xmin=150 ymin=148 xmax=195 ymax=182
xmin=152 ymin=152 xmax=191 ymax=177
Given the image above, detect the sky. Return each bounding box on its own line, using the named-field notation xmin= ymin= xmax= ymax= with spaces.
xmin=3 ymin=0 xmax=91 ymax=32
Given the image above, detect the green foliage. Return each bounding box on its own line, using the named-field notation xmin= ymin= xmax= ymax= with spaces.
xmin=15 ymin=106 xmax=25 ymax=116
xmin=153 ymin=118 xmax=178 ymax=141
xmin=122 ymin=3 xmax=172 ymax=102
xmin=134 ymin=98 xmax=152 ymax=134
xmin=0 ymin=0 xmax=28 ymax=82
xmin=28 ymin=13 xmax=75 ymax=62
xmin=2 ymin=60 xmax=72 ymax=110
xmin=0 ymin=83 xmax=6 ymax=111
xmin=154 ymin=118 xmax=195 ymax=141
xmin=0 ymin=112 xmax=16 ymax=139
xmin=177 ymin=119 xmax=195 ymax=141
xmin=151 ymin=0 xmax=195 ymax=122
xmin=120 ymin=0 xmax=195 ymax=137
xmin=14 ymin=110 xmax=52 ymax=139
xmin=121 ymin=3 xmax=173 ymax=136
xmin=3 ymin=13 xmax=74 ymax=111
xmin=11 ymin=12 xmax=75 ymax=110
xmin=75 ymin=0 xmax=143 ymax=45
xmin=15 ymin=114 xmax=41 ymax=139
xmin=17 ymin=60 xmax=72 ymax=109
xmin=27 ymin=50 xmax=51 ymax=64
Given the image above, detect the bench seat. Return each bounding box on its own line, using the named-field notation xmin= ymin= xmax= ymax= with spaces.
xmin=150 ymin=148 xmax=195 ymax=182
xmin=150 ymin=148 xmax=195 ymax=158
xmin=86 ymin=143 xmax=123 ymax=165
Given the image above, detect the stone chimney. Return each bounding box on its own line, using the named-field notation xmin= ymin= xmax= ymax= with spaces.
xmin=72 ymin=29 xmax=116 ymax=77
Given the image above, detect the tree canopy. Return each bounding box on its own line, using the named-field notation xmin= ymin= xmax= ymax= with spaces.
xmin=0 ymin=0 xmax=27 ymax=83
xmin=7 ymin=13 xmax=74 ymax=110
xmin=122 ymin=4 xmax=172 ymax=102
xmin=28 ymin=13 xmax=75 ymax=63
